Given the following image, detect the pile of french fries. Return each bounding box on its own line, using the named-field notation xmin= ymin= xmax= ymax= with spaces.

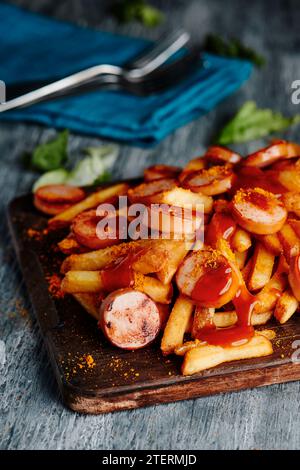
xmin=36 ymin=140 xmax=300 ymax=376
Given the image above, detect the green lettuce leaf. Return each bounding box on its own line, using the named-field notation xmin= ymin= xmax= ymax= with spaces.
xmin=32 ymin=145 xmax=118 ymax=191
xmin=32 ymin=169 xmax=69 ymax=192
xmin=66 ymin=145 xmax=118 ymax=186
xmin=31 ymin=130 xmax=69 ymax=171
xmin=216 ymin=101 xmax=300 ymax=145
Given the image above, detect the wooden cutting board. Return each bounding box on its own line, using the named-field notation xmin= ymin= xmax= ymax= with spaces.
xmin=7 ymin=190 xmax=300 ymax=414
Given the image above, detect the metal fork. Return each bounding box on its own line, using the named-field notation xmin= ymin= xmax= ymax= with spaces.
xmin=0 ymin=29 xmax=191 ymax=112
xmin=28 ymin=46 xmax=201 ymax=100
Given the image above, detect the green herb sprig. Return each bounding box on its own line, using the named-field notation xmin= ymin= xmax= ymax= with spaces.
xmin=204 ymin=34 xmax=265 ymax=67
xmin=111 ymin=0 xmax=163 ymax=27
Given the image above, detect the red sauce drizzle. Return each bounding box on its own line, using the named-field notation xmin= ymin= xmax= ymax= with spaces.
xmin=101 ymin=247 xmax=146 ymax=292
xmin=191 ymin=263 xmax=233 ymax=305
xmin=197 ymin=324 xmax=254 ymax=347
xmin=193 ymin=262 xmax=256 ymax=347
xmin=206 ymin=212 xmax=236 ymax=247
xmin=101 ymin=254 xmax=134 ymax=291
xmin=234 ymin=167 xmax=286 ymax=195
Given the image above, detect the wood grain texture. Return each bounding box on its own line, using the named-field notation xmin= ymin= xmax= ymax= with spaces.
xmin=1 ymin=0 xmax=300 ymax=450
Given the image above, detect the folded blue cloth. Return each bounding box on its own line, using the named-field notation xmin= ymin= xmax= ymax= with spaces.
xmin=0 ymin=2 xmax=253 ymax=146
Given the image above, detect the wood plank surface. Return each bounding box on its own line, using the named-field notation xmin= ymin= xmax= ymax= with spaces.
xmin=1 ymin=0 xmax=300 ymax=450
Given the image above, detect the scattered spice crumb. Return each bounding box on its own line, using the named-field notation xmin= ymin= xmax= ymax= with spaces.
xmin=46 ymin=274 xmax=65 ymax=299
xmin=85 ymin=354 xmax=96 ymax=368
xmin=27 ymin=227 xmax=48 ymax=241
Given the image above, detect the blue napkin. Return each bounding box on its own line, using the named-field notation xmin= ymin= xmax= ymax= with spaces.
xmin=0 ymin=2 xmax=253 ymax=146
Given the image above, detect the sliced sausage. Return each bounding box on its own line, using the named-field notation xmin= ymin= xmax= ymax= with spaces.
xmin=34 ymin=184 xmax=85 ymax=215
xmin=35 ymin=184 xmax=85 ymax=203
xmin=178 ymin=157 xmax=207 ymax=183
xmin=72 ymin=209 xmax=121 ymax=250
xmin=181 ymin=165 xmax=235 ymax=196
xmin=128 ymin=178 xmax=177 ymax=205
xmin=242 ymin=141 xmax=300 ymax=168
xmin=144 ymin=164 xmax=181 ymax=182
xmin=176 ymin=249 xmax=240 ymax=308
xmin=99 ymin=288 xmax=161 ymax=350
xmin=204 ymin=145 xmax=241 ymax=164
xmin=33 ymin=195 xmax=73 ymax=215
xmin=142 ymin=204 xmax=203 ymax=240
xmin=231 ymin=188 xmax=287 ymax=235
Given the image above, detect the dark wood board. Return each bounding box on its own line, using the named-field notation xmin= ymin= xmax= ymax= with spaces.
xmin=7 ymin=190 xmax=300 ymax=414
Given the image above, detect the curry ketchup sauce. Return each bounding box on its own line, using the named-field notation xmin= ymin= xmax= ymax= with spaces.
xmin=193 ymin=211 xmax=256 ymax=346
xmin=206 ymin=211 xmax=236 ymax=247
xmin=101 ymin=248 xmax=145 ymax=292
xmin=193 ymin=272 xmax=256 ymax=346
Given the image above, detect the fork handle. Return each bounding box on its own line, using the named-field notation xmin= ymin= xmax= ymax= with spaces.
xmin=0 ymin=64 xmax=121 ymax=112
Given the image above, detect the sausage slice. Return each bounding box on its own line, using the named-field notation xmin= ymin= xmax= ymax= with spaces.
xmin=99 ymin=288 xmax=161 ymax=350
xmin=144 ymin=164 xmax=181 ymax=182
xmin=205 ymin=145 xmax=241 ymax=164
xmin=176 ymin=249 xmax=240 ymax=308
xmin=72 ymin=209 xmax=121 ymax=250
xmin=34 ymin=184 xmax=85 ymax=215
xmin=181 ymin=165 xmax=235 ymax=196
xmin=128 ymin=178 xmax=177 ymax=204
xmin=231 ymin=188 xmax=287 ymax=235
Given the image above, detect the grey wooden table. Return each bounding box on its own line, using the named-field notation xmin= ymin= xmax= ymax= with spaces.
xmin=1 ymin=0 xmax=300 ymax=450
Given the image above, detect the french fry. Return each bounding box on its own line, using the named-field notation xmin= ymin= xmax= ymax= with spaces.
xmin=278 ymin=223 xmax=300 ymax=262
xmin=182 ymin=332 xmax=273 ymax=375
xmin=62 ymin=270 xmax=103 ymax=293
xmin=62 ymin=270 xmax=172 ymax=304
xmin=49 ymin=183 xmax=129 ymax=228
xmin=256 ymin=233 xmax=282 ymax=255
xmin=73 ymin=293 xmax=100 ymax=320
xmin=176 ymin=330 xmax=275 ymax=356
xmin=289 ymin=218 xmax=300 ymax=238
xmin=277 ymin=167 xmax=300 ymax=192
xmin=185 ymin=313 xmax=194 ymax=334
xmin=235 ymin=250 xmax=248 ymax=269
xmin=61 ymin=239 xmax=178 ymax=275
xmin=248 ymin=243 xmax=275 ymax=291
xmin=242 ymin=257 xmax=253 ymax=283
xmin=161 ymin=295 xmax=194 ymax=355
xmin=157 ymin=241 xmax=190 ymax=284
xmin=213 ymin=310 xmax=272 ymax=328
xmin=274 ymin=288 xmax=299 ymax=324
xmin=157 ymin=187 xmax=213 ymax=213
xmin=231 ymin=228 xmax=251 ymax=253
xmin=254 ymin=260 xmax=288 ymax=314
xmin=134 ymin=273 xmax=173 ymax=304
xmin=258 ymin=329 xmax=276 ymax=340
xmin=61 ymin=240 xmax=144 ymax=273
xmin=282 ymin=192 xmax=300 ymax=217
xmin=191 ymin=307 xmax=215 ymax=338
xmin=175 ymin=339 xmax=205 ymax=356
